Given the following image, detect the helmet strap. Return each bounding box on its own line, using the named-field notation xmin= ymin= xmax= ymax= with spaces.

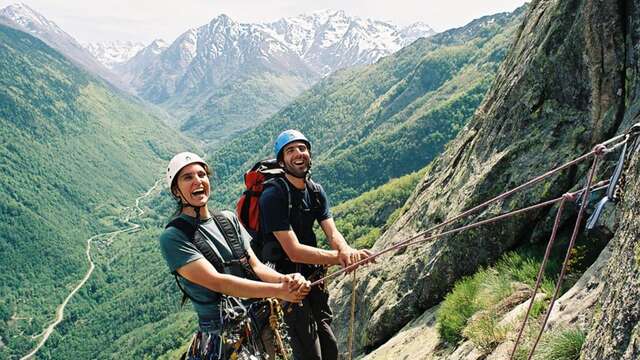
xmin=177 ymin=188 xmax=204 ymax=219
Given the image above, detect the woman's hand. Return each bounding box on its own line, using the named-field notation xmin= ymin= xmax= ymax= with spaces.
xmin=282 ymin=273 xmax=309 ymax=292
xmin=278 ymin=274 xmax=311 ymax=303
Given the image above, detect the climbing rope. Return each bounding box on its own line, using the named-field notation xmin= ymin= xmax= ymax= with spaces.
xmin=306 ymin=123 xmax=639 ymax=358
xmin=310 ymin=129 xmax=633 ymax=287
xmin=268 ymin=298 xmax=288 ymax=360
xmin=509 ymin=195 xmax=568 ymax=357
xmin=509 ymin=150 xmax=601 ymax=360
xmin=347 ymin=269 xmax=358 ymax=360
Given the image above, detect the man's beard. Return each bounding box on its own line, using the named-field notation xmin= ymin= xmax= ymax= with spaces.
xmin=284 ymin=159 xmax=310 ymax=178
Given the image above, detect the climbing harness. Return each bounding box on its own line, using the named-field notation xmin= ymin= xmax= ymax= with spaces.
xmin=168 ymin=211 xmax=289 ymax=359
xmin=302 ymin=123 xmax=639 ymax=359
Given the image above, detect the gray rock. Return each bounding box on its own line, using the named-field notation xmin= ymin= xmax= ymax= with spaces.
xmin=330 ymin=0 xmax=633 ymax=356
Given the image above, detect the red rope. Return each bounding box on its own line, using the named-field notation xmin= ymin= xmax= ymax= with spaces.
xmin=310 ymin=143 xmax=617 ymax=288
xmin=310 ymin=179 xmax=608 ymax=287
xmin=508 ymin=196 xmax=567 ymax=359
xmin=525 ymin=154 xmax=601 ymax=359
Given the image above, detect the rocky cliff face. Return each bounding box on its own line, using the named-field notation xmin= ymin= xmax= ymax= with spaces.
xmin=329 ymin=0 xmax=638 ymax=356
xmin=580 ymin=0 xmax=640 ymax=357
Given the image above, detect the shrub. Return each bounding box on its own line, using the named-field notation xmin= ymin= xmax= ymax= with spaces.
xmin=463 ymin=311 xmax=509 ymax=354
xmin=437 ymin=276 xmax=482 ymax=344
xmin=533 ymin=328 xmax=586 ymax=360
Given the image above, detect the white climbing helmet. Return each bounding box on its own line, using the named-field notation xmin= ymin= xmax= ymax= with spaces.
xmin=165 ymin=152 xmax=209 ymax=189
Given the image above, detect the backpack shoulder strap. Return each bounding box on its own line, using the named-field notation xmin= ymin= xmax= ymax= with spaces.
xmin=305 ymin=178 xmax=324 ymax=210
xmin=265 ymin=177 xmax=292 ymax=217
xmin=166 ymin=217 xmax=196 ymax=239
xmin=166 ymin=217 xmax=222 ymax=306
xmin=166 ymin=217 xmax=225 ymax=273
xmin=211 ymin=212 xmax=258 ymax=280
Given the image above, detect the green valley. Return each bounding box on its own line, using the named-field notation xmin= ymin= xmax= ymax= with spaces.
xmin=0 ymin=24 xmax=193 ymax=358
xmin=0 ymin=5 xmax=533 ymax=359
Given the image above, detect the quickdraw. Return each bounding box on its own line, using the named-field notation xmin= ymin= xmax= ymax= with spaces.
xmin=586 ymin=122 xmax=640 ymax=229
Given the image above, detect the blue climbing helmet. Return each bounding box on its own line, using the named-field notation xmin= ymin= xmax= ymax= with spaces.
xmin=274 ymin=129 xmax=310 ymax=160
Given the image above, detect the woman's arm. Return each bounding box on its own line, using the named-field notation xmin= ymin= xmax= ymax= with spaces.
xmin=177 ymin=258 xmax=306 ymax=302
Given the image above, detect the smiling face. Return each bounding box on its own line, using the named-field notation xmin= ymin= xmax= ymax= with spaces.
xmin=280 ymin=140 xmax=311 ymax=178
xmin=172 ymin=163 xmax=210 ymax=208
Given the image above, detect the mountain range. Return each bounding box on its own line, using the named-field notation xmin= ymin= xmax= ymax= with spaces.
xmin=207 ymin=7 xmax=525 ymax=207
xmin=111 ymin=10 xmax=436 ymax=144
xmin=0 ymin=4 xmax=524 ymax=358
xmin=0 ymin=4 xmax=436 ymax=146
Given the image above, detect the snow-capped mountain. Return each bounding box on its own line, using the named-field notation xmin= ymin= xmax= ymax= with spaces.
xmin=84 ymin=41 xmax=145 ymax=69
xmin=119 ymin=10 xmax=435 ymax=100
xmin=396 ymin=21 xmax=437 ymax=46
xmin=0 ymin=3 xmax=128 ymax=91
xmin=260 ymin=9 xmax=436 ymax=75
xmin=112 ymin=39 xmax=167 ymax=84
xmin=114 ymin=10 xmax=435 ymax=143
xmin=126 ymin=14 xmax=316 ymax=103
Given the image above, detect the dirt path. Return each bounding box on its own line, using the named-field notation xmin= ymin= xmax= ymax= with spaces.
xmin=20 ymin=180 xmax=161 ymax=360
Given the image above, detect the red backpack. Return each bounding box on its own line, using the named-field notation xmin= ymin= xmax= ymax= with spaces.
xmin=236 ymin=159 xmax=322 ymax=236
xmin=236 ymin=159 xmax=290 ymax=236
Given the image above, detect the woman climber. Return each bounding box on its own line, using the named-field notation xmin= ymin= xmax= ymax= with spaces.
xmin=159 ymin=152 xmax=310 ymax=359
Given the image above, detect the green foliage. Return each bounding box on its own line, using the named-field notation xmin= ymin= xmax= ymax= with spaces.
xmin=462 ymin=311 xmax=508 ymax=354
xmin=315 ymin=168 xmax=426 ymax=249
xmin=180 ymin=73 xmax=313 ymax=146
xmin=0 ymin=25 xmax=192 ymax=358
xmin=515 ymin=328 xmax=586 ymax=360
xmin=436 ymin=250 xmax=561 ymax=345
xmin=207 ymin=9 xmax=525 ymax=208
xmin=437 ymin=275 xmax=482 ymax=344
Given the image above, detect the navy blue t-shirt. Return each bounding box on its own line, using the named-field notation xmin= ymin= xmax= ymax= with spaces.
xmin=259 ymin=178 xmax=331 ymax=272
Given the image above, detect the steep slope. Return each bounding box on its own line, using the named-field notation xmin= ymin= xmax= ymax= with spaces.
xmin=326 ymin=0 xmax=634 ymax=356
xmin=0 ymin=3 xmax=128 ymax=91
xmin=0 ymin=24 xmax=192 ymax=359
xmin=209 ymin=7 xmax=526 ymax=207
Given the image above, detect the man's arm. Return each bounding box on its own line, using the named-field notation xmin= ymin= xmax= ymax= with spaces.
xmin=273 ymin=229 xmax=341 ymax=265
xmin=246 ymin=246 xmax=310 ymax=292
xmin=319 ymin=217 xmax=349 ymax=252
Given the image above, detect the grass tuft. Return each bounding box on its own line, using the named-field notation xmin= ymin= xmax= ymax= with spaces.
xmin=436 ymin=250 xmax=560 ymax=347
xmin=532 ymin=328 xmax=586 ymax=360
xmin=462 ymin=311 xmax=509 ymax=354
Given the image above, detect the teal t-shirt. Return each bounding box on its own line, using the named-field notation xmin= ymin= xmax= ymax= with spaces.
xmin=159 ymin=210 xmax=253 ymax=321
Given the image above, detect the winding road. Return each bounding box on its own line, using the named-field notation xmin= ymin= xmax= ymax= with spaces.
xmin=20 ymin=180 xmax=161 ymax=360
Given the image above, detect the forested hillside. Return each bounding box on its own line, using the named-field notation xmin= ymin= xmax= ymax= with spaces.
xmin=209 ymin=6 xmax=526 ymax=207
xmin=0 ymin=25 xmax=192 ymax=358
xmin=316 ymin=168 xmax=426 ymax=249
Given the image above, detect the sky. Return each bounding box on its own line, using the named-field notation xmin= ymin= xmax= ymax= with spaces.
xmin=0 ymin=0 xmax=528 ymax=44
